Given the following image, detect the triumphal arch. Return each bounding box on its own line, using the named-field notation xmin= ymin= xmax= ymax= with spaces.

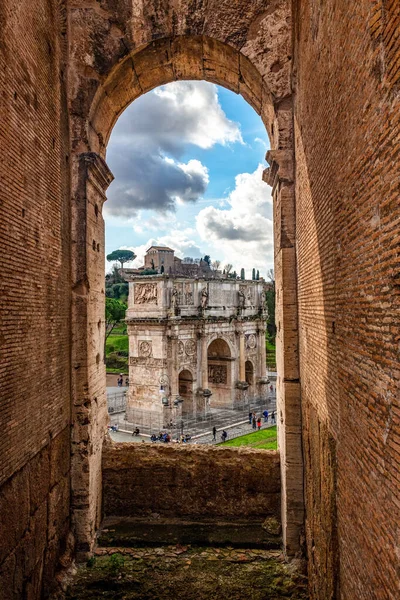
xmin=125 ymin=273 xmax=269 ymax=424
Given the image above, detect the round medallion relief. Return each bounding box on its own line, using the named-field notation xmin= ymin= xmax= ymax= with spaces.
xmin=185 ymin=339 xmax=196 ymax=356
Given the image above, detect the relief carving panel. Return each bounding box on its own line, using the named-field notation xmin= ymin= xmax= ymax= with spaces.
xmin=139 ymin=340 xmax=152 ymax=357
xmin=208 ymin=364 xmax=227 ymax=385
xmin=134 ymin=283 xmax=157 ymax=304
xmin=184 ymin=283 xmax=194 ymax=305
xmin=130 ymin=357 xmax=166 ymax=368
xmin=185 ymin=339 xmax=196 ymax=356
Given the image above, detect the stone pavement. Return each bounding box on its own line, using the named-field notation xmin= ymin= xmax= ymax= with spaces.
xmin=66 ymin=544 xmax=308 ymax=599
xmin=109 ymin=405 xmax=277 ymax=445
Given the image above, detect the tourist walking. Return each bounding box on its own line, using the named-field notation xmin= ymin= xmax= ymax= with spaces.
xmin=252 ymin=415 xmax=257 ymax=430
xmin=248 ymin=411 xmax=252 ymax=424
xmin=212 ymin=426 xmax=217 ymax=441
xmin=221 ymin=430 xmax=228 ymax=442
xmin=257 ymin=417 xmax=261 ymax=430
xmin=271 ymin=411 xmax=275 ymax=424
xmin=263 ymin=409 xmax=269 ymax=423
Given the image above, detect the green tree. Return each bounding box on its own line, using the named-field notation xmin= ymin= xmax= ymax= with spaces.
xmin=240 ymin=268 xmax=245 ymax=280
xmin=203 ymin=255 xmax=211 ymax=266
xmin=105 ymin=298 xmax=127 ymax=340
xmin=106 ymin=249 xmax=136 ymax=269
xmin=252 ymin=268 xmax=256 ymax=280
xmin=141 ymin=268 xmax=158 ymax=275
xmin=256 ymin=270 xmax=260 ymax=280
xmin=224 ymin=263 xmax=233 ymax=275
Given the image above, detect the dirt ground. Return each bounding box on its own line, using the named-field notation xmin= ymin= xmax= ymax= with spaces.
xmin=63 ymin=545 xmax=308 ymax=600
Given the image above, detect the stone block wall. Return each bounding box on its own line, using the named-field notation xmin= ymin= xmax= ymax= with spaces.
xmin=102 ymin=441 xmax=281 ymax=520
xmin=294 ymin=1 xmax=400 ymax=598
xmin=0 ymin=0 xmax=71 ymax=597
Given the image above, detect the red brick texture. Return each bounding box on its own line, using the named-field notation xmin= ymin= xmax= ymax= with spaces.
xmin=294 ymin=0 xmax=400 ymax=598
xmin=0 ymin=0 xmax=71 ymax=597
xmin=102 ymin=441 xmax=281 ymax=520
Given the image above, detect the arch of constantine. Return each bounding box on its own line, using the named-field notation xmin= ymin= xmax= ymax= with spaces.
xmin=0 ymin=1 xmax=399 ymax=598
xmin=125 ymin=268 xmax=269 ymax=424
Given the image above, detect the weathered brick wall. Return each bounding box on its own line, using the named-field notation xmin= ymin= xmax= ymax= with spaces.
xmin=0 ymin=1 xmax=71 ymax=597
xmin=103 ymin=442 xmax=281 ymax=520
xmin=294 ymin=0 xmax=400 ymax=598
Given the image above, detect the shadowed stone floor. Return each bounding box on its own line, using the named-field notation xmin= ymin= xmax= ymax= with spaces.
xmin=63 ymin=545 xmax=308 ymax=600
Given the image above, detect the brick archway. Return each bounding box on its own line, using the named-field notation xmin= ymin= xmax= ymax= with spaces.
xmin=69 ymin=4 xmax=301 ymax=561
xmin=86 ymin=36 xmax=278 ymax=157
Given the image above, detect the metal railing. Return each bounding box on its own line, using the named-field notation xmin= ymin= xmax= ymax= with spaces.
xmin=109 ymin=393 xmax=276 ymax=441
xmin=107 ymin=391 xmax=127 ymax=414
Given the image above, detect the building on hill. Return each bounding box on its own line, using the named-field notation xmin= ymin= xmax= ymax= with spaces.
xmin=144 ymin=245 xmax=176 ymax=272
xmin=123 ymin=245 xmax=214 ymax=277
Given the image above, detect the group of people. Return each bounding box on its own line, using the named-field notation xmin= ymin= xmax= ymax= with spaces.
xmin=249 ymin=409 xmax=275 ymax=430
xmin=149 ymin=432 xmax=192 ymax=443
xmin=211 ymin=426 xmax=228 ymax=442
xmin=117 ymin=374 xmax=129 ymax=387
xmin=150 ymin=432 xmax=171 ymax=443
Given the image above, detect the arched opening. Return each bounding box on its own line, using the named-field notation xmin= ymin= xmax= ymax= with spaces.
xmin=207 ymin=338 xmax=233 ymax=408
xmin=179 ymin=369 xmax=194 ymax=417
xmin=69 ymin=30 xmax=302 ymax=559
xmin=245 ymin=360 xmax=254 ymax=387
xmin=86 ymin=36 xmax=278 ymax=158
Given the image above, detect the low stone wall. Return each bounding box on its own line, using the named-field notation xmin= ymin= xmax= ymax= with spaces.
xmin=102 ymin=440 xmax=280 ymax=520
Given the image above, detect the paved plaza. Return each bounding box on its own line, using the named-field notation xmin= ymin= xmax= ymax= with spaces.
xmin=109 ymin=387 xmax=277 ymax=445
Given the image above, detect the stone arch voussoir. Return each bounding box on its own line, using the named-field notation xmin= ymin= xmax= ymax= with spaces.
xmin=80 ymin=35 xmax=290 ymax=157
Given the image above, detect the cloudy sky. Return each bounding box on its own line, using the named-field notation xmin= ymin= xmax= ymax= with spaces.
xmin=105 ymin=81 xmax=273 ymax=278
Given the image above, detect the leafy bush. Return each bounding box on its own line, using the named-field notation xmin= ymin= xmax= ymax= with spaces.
xmin=141 ymin=268 xmax=158 ymax=275
xmin=108 ymin=553 xmax=125 ymax=574
xmin=106 ymin=353 xmax=128 ymax=370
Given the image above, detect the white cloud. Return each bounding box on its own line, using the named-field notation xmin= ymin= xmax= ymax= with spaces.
xmin=105 ymin=81 xmax=242 ymax=218
xmin=254 ymin=137 xmax=268 ymax=150
xmin=196 ymin=165 xmax=273 ymax=275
